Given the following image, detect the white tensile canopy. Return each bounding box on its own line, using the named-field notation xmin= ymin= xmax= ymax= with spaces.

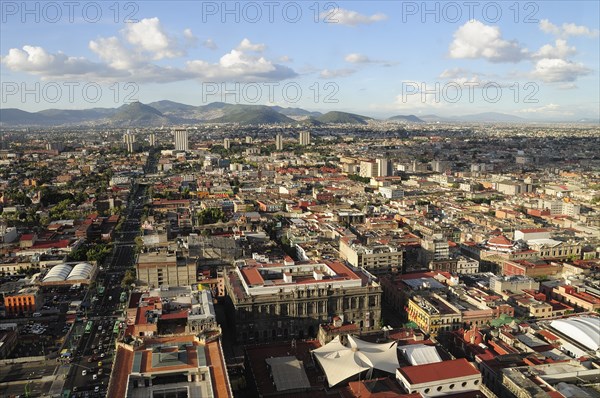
xmin=312 ymin=335 xmax=400 ymax=387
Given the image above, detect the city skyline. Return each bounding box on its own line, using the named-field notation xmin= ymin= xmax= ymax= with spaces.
xmin=1 ymin=1 xmax=599 ymax=120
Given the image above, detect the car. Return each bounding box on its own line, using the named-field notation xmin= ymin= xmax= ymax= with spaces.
xmin=92 ymin=374 xmax=97 ymax=380
xmin=100 ymin=353 xmax=105 ymax=358
xmin=32 ymin=312 xmax=42 ymax=317
xmin=73 ymin=386 xmax=78 ymax=392
xmin=98 ymin=361 xmax=102 ymax=367
xmin=87 ymin=357 xmax=93 ymax=363
xmin=81 ymin=370 xmax=87 ymax=376
xmin=94 ymin=386 xmax=99 ymax=393
xmin=98 ymin=369 xmax=103 ymax=375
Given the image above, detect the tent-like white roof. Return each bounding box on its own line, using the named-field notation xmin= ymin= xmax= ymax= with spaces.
xmin=265 ymin=356 xmax=311 ymax=391
xmin=43 ymin=264 xmax=72 ymax=282
xmin=550 ymin=316 xmax=600 ymax=351
xmin=400 ymin=344 xmax=442 ymax=366
xmin=66 ymin=262 xmax=93 ymax=281
xmin=312 ymin=335 xmax=399 ymax=387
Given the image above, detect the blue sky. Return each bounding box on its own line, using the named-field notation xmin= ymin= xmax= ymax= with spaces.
xmin=1 ymin=1 xmax=599 ymax=119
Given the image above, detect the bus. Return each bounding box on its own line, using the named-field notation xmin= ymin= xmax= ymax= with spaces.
xmin=84 ymin=321 xmax=93 ymax=334
xmin=119 ymin=291 xmax=127 ymax=303
xmin=113 ymin=320 xmax=120 ymax=335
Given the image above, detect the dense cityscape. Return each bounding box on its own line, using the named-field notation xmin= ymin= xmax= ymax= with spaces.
xmin=1 ymin=1 xmax=600 ymax=398
xmin=0 ymin=120 xmax=599 ymax=397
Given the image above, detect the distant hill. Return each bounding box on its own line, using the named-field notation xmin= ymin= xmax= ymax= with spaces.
xmin=0 ymin=108 xmax=50 ymax=125
xmin=2 ymin=101 xmax=560 ymax=127
xmin=271 ymin=106 xmax=322 ymax=117
xmin=209 ymin=105 xmax=295 ymax=124
xmin=387 ymin=114 xmax=424 ymax=123
xmin=109 ymin=102 xmax=170 ymax=126
xmin=316 ymin=111 xmax=371 ymax=124
xmin=148 ymin=100 xmax=198 ymax=114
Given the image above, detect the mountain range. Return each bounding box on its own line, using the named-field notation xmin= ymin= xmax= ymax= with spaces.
xmin=0 ymin=101 xmax=588 ymax=127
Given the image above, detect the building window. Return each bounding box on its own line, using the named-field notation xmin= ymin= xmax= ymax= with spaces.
xmin=437 ymin=386 xmax=443 ymax=392
xmin=449 ymin=384 xmax=455 ymax=389
xmin=462 ymin=382 xmax=467 ymax=387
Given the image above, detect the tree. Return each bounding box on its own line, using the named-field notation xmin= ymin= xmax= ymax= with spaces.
xmin=121 ymin=269 xmax=136 ymax=288
xmin=197 ymin=208 xmax=225 ymax=225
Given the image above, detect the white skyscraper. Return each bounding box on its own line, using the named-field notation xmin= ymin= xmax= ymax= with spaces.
xmin=299 ymin=131 xmax=311 ymax=146
xmin=224 ymin=138 xmax=231 ymax=150
xmin=149 ymin=133 xmax=156 ymax=147
xmin=173 ymin=129 xmax=189 ymax=152
xmin=275 ymin=134 xmax=283 ymax=150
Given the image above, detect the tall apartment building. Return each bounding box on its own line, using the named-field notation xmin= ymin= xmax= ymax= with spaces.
xmin=359 ymin=160 xmax=378 ymax=178
xmin=275 ymin=133 xmax=283 ymax=150
xmin=173 ymin=129 xmax=189 ymax=152
xmin=123 ymin=130 xmax=138 ymax=153
xmin=299 ymin=131 xmax=311 ymax=146
xmin=420 ymin=233 xmax=450 ymax=265
xmin=376 ymin=158 xmax=390 ymax=177
xmin=223 ymin=138 xmax=231 ymax=150
xmin=339 ymin=237 xmax=403 ymax=275
xmin=149 ymin=133 xmax=156 ymax=147
xmin=225 ymin=259 xmax=382 ymax=343
xmin=136 ymin=252 xmax=197 ymax=288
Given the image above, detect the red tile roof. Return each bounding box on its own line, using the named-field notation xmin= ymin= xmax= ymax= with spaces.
xmin=241 ymin=268 xmax=264 ymax=286
xmin=397 ymin=358 xmax=480 ymax=385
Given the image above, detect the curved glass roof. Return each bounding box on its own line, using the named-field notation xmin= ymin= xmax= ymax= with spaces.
xmin=42 ymin=264 xmax=73 ymax=282
xmin=550 ymin=316 xmax=600 ymax=351
xmin=66 ymin=262 xmax=93 ymax=281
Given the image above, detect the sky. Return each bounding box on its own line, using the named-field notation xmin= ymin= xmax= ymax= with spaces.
xmin=1 ymin=1 xmax=599 ymax=120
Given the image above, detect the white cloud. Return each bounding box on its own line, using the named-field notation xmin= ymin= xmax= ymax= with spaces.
xmin=3 ymin=35 xmax=296 ymax=83
xmin=2 ymin=45 xmax=123 ymax=79
xmin=439 ymin=68 xmax=475 ymax=79
xmin=345 ymin=53 xmax=371 ymax=63
xmin=236 ymin=38 xmax=265 ymax=52
xmin=323 ymin=8 xmax=387 ymax=26
xmin=449 ymin=20 xmax=528 ymax=63
xmin=533 ymin=39 xmax=576 ymax=59
xmin=183 ymin=28 xmax=198 ymax=46
xmin=202 ymin=38 xmax=217 ymax=50
xmin=186 ymin=48 xmax=296 ymax=81
xmin=517 ymin=103 xmax=560 ymax=113
xmin=278 ymin=55 xmax=292 ymax=63
xmin=89 ymin=36 xmax=139 ymax=70
xmin=517 ymin=103 xmax=575 ymax=116
xmin=319 ymin=68 xmax=355 ymax=78
xmin=123 ymin=17 xmax=182 ymax=59
xmin=532 ymin=58 xmax=591 ymax=83
xmin=540 ymin=19 xmax=599 ymax=38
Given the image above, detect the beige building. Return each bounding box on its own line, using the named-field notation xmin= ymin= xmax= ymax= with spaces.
xmin=339 ymin=237 xmax=403 ymax=275
xmin=136 ymin=252 xmax=197 ymax=287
